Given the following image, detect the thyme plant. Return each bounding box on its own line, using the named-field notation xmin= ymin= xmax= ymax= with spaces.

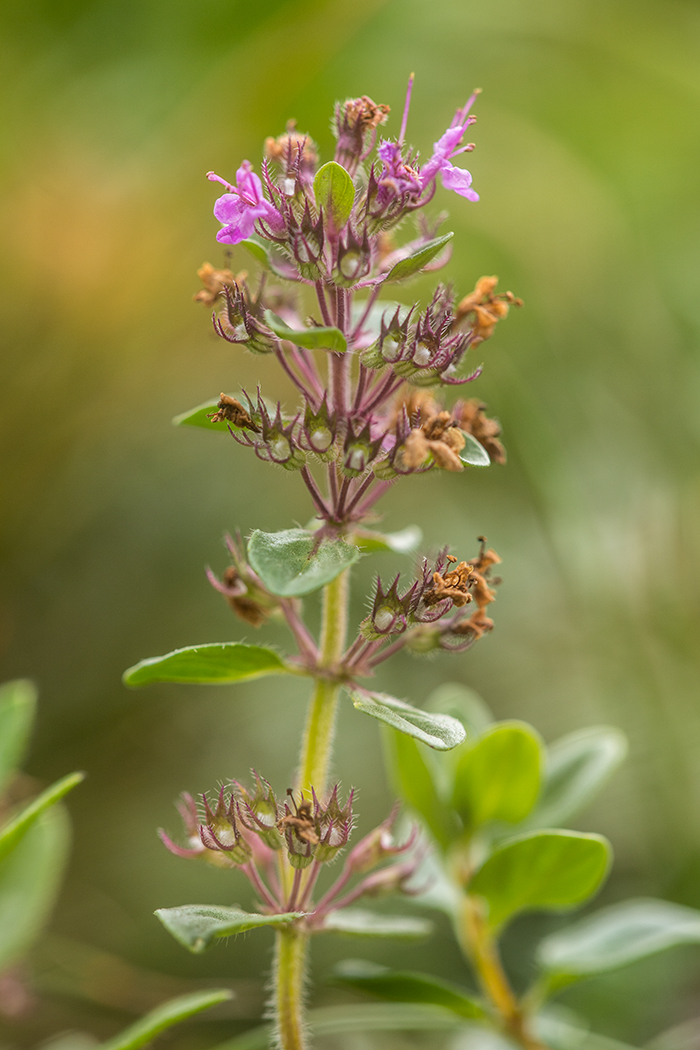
xmin=122 ymin=78 xmax=700 ymax=1050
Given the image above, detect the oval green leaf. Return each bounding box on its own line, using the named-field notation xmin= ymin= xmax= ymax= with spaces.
xmin=99 ymin=989 xmax=233 ymax=1050
xmin=247 ymin=528 xmax=360 ymax=597
xmin=123 ymin=642 xmax=290 ymax=687
xmin=384 ymin=730 xmax=461 ymax=848
xmin=351 ymin=690 xmax=466 ymax=751
xmin=0 ymin=679 xmax=37 ymax=795
xmin=469 ymin=830 xmax=612 ymax=931
xmin=385 ymin=233 xmax=454 ymax=283
xmin=0 ymin=806 xmax=71 ymax=971
xmin=525 ymin=726 xmax=628 ymax=830
xmin=313 ymin=160 xmax=355 ymax=232
xmin=452 ymin=721 xmax=543 ymax=830
xmin=537 ymin=898 xmax=700 ymax=977
xmin=459 ymin=431 xmax=491 ymax=467
xmin=425 ymin=682 xmax=493 ymax=736
xmin=321 ymin=908 xmax=432 ymax=939
xmin=155 ymin=905 xmax=302 ymax=953
xmin=354 ymin=525 xmax=423 ymax=554
xmin=0 ymin=771 xmax=84 ymax=862
xmin=264 ymin=310 xmax=347 ymax=353
xmin=332 ymin=959 xmax=485 ymax=1019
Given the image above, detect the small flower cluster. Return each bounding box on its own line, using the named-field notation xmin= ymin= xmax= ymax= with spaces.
xmin=159 ymin=775 xmax=419 ymax=922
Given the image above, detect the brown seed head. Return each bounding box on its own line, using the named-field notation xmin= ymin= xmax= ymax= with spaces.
xmin=194 ymin=263 xmax=246 ymax=307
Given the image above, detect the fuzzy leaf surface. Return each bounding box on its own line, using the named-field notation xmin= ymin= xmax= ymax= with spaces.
xmin=264 ymin=311 xmax=347 ymax=352
xmin=98 ymin=989 xmax=233 ymax=1050
xmin=123 ymin=643 xmax=290 ymax=687
xmin=333 ymin=959 xmax=485 ymax=1018
xmin=525 ymin=726 xmax=628 ymax=830
xmin=313 ymin=161 xmax=355 ymax=232
xmin=459 ymin=432 xmax=491 ymax=467
xmin=0 ymin=807 xmax=71 ymax=971
xmin=0 ymin=771 xmax=84 ymax=862
xmin=352 ymin=691 xmax=466 ymax=751
xmin=155 ymin=905 xmax=302 ymax=953
xmin=537 ymin=898 xmax=700 ymax=977
xmin=452 ymin=721 xmax=543 ymax=829
xmin=248 ymin=528 xmax=360 ymax=597
xmin=385 ymin=233 xmax=454 ymax=282
xmin=0 ymin=679 xmax=36 ymax=795
xmin=384 ymin=730 xmax=460 ymax=848
xmin=470 ymin=830 xmax=612 ymax=931
xmin=321 ymin=908 xmax=431 ymax=938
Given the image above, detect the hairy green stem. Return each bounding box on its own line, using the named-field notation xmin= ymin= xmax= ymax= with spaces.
xmin=273 ymin=926 xmax=309 ymax=1050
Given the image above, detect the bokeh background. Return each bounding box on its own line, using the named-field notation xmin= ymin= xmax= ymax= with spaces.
xmin=2 ymin=0 xmax=700 ymax=1046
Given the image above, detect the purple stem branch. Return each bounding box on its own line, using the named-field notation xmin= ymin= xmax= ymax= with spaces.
xmin=315 ymin=280 xmax=333 ymax=327
xmin=287 ymin=866 xmax=304 ymax=911
xmin=349 ymin=286 xmax=381 ymax=343
xmin=243 ymin=862 xmax=281 ymax=912
xmin=279 ymin=598 xmax=319 ymax=663
xmin=344 ymin=473 xmax=375 ymax=517
xmin=301 ymin=466 xmax=330 ymax=517
xmin=274 ymin=346 xmax=314 ymax=402
xmin=289 ymin=347 xmax=324 ymax=402
xmin=353 ymin=479 xmax=394 ymax=518
xmin=368 ymin=635 xmax=407 ymax=668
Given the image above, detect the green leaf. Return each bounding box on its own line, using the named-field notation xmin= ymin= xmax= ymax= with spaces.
xmin=210 ymin=1003 xmax=464 ymax=1050
xmin=460 ymin=431 xmax=491 ymax=467
xmin=173 ymin=399 xmax=229 ymax=432
xmin=313 ymin=160 xmax=355 ymax=232
xmin=452 ymin=722 xmax=544 ymax=829
xmin=321 ymin=908 xmax=432 ymax=938
xmin=525 ymin=726 xmax=628 ymax=830
xmin=247 ymin=528 xmax=360 ymax=597
xmin=469 ymin=830 xmax=612 ymax=931
xmin=123 ymin=642 xmax=291 ymax=687
xmin=383 ymin=730 xmax=461 ymax=848
xmin=241 ymin=236 xmax=269 ymax=265
xmin=155 ymin=905 xmax=302 ymax=953
xmin=0 ymin=771 xmax=84 ymax=862
xmin=333 ymin=959 xmax=485 ymax=1019
xmin=537 ymin=898 xmax=700 ymax=978
xmin=0 ymin=806 xmax=71 ymax=971
xmin=354 ymin=525 xmax=423 ymax=554
xmin=385 ymin=233 xmax=454 ymax=283
xmin=425 ymin=682 xmax=494 ymax=735
xmin=264 ymin=310 xmax=347 ymax=353
xmin=351 ymin=690 xmax=466 ymax=751
xmin=98 ymin=989 xmax=233 ymax=1050
xmin=0 ymin=679 xmax=37 ymax=795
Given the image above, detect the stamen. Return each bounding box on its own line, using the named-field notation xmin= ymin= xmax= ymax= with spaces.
xmin=206 ymin=171 xmax=236 ymax=193
xmin=457 ymin=88 xmax=481 ymax=125
xmin=398 ymin=72 xmax=415 ymax=145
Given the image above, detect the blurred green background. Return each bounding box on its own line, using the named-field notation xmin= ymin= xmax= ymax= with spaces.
xmin=2 ymin=0 xmax=700 ymax=1046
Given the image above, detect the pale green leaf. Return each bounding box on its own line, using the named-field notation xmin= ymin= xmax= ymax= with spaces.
xmin=0 ymin=806 xmax=71 ymax=971
xmin=333 ymin=959 xmax=485 ymax=1018
xmin=264 ymin=311 xmax=347 ymax=352
xmin=0 ymin=771 xmax=83 ymax=862
xmin=321 ymin=908 xmax=432 ymax=938
xmin=537 ymin=898 xmax=700 ymax=977
xmin=155 ymin=905 xmax=302 ymax=953
xmin=354 ymin=525 xmax=423 ymax=554
xmin=352 ymin=690 xmax=466 ymax=751
xmin=0 ymin=679 xmax=36 ymax=795
xmin=425 ymin=682 xmax=493 ymax=735
xmin=98 ymin=990 xmax=233 ymax=1050
xmin=460 ymin=432 xmax=491 ymax=467
xmin=385 ymin=233 xmax=454 ymax=282
xmin=383 ymin=729 xmax=461 ymax=848
xmin=469 ymin=830 xmax=612 ymax=931
xmin=172 ymin=399 xmax=229 ymax=432
xmin=452 ymin=722 xmax=544 ymax=829
xmin=313 ymin=161 xmax=355 ymax=231
xmin=241 ymin=236 xmax=269 ymax=265
xmin=525 ymin=726 xmax=628 ymax=830
xmin=123 ymin=642 xmax=291 ymax=687
xmin=247 ymin=528 xmax=360 ymax=597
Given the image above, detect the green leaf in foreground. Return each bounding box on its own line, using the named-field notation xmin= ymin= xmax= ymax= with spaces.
xmin=537 ymin=898 xmax=700 ymax=978
xmin=470 ymin=830 xmax=612 ymax=931
xmin=264 ymin=311 xmax=347 ymax=353
xmin=351 ymin=690 xmax=466 ymax=751
xmin=155 ymin=905 xmax=302 ymax=953
xmin=525 ymin=726 xmax=628 ymax=830
xmin=0 ymin=771 xmax=84 ymax=862
xmin=123 ymin=642 xmax=290 ymax=687
xmin=313 ymin=160 xmax=355 ymax=232
xmin=0 ymin=806 xmax=71 ymax=972
xmin=98 ymin=989 xmax=233 ymax=1050
xmin=459 ymin=431 xmax=491 ymax=467
xmin=354 ymin=525 xmax=423 ymax=554
xmin=248 ymin=528 xmax=360 ymax=597
xmin=0 ymin=679 xmax=37 ymax=795
xmin=321 ymin=908 xmax=432 ymax=939
xmin=385 ymin=233 xmax=454 ymax=282
xmin=333 ymin=959 xmax=485 ymax=1018
xmin=452 ymin=721 xmax=543 ymax=829
xmin=384 ymin=730 xmax=461 ymax=848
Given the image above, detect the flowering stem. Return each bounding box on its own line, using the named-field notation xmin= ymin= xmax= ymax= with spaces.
xmin=273 ymin=926 xmax=309 ymax=1050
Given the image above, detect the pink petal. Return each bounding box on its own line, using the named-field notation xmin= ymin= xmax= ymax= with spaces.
xmin=440 ymin=163 xmax=479 ymax=201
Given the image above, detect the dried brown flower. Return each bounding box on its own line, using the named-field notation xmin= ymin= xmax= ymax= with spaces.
xmin=264 ymin=120 xmax=318 ymax=166
xmin=401 ymin=403 xmax=466 ymax=472
xmin=194 ymin=263 xmax=246 ymax=307
xmin=455 ymin=275 xmax=522 ymax=346
xmin=457 ymin=399 xmax=506 ymax=464
xmin=209 ymin=394 xmax=260 ymax=431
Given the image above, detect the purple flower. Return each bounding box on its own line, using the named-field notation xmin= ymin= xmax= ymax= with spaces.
xmin=420 ymin=94 xmax=480 ymax=201
xmin=208 ymin=161 xmax=285 ymax=245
